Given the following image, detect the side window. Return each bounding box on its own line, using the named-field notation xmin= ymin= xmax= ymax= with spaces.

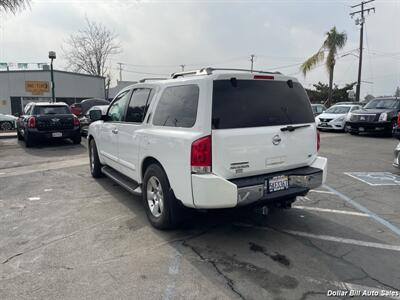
xmin=317 ymin=106 xmax=324 ymax=113
xmin=350 ymin=106 xmax=358 ymax=112
xmin=125 ymin=88 xmax=152 ymax=123
xmin=152 ymin=85 xmax=199 ymax=128
xmin=107 ymin=90 xmax=131 ymax=122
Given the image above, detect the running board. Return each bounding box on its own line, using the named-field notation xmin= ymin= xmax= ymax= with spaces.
xmin=101 ymin=166 xmax=142 ymax=196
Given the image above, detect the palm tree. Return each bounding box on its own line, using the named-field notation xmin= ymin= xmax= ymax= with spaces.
xmin=300 ymin=27 xmax=347 ymax=107
xmin=0 ymin=0 xmax=30 ymax=14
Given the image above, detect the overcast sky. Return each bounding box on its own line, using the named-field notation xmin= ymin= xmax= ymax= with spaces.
xmin=0 ymin=0 xmax=399 ymax=98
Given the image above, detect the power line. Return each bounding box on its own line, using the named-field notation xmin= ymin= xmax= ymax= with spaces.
xmin=350 ymin=0 xmax=376 ymax=101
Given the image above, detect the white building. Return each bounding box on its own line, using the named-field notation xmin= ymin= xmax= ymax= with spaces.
xmin=0 ymin=70 xmax=105 ymax=115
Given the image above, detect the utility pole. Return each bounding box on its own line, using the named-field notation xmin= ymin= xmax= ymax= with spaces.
xmin=117 ymin=63 xmax=123 ymax=82
xmin=250 ymin=54 xmax=255 ymax=72
xmin=350 ymin=0 xmax=375 ymax=102
xmin=180 ymin=64 xmax=185 ymax=72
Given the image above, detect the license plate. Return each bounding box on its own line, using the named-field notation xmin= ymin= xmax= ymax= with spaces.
xmin=359 ymin=127 xmax=365 ymax=132
xmin=52 ymin=132 xmax=62 ymax=137
xmin=267 ymin=175 xmax=289 ymax=193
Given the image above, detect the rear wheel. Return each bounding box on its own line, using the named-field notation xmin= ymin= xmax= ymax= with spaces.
xmin=17 ymin=128 xmax=23 ymax=140
xmin=24 ymin=133 xmax=35 ymax=148
xmin=89 ymin=139 xmax=103 ymax=178
xmin=72 ymin=134 xmax=82 ymax=144
xmin=0 ymin=121 xmax=13 ymax=131
xmin=143 ymin=164 xmax=183 ymax=229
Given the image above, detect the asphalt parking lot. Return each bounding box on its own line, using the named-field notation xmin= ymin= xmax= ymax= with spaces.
xmin=0 ymin=132 xmax=399 ymax=300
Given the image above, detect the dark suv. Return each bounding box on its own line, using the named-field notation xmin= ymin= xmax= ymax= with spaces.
xmin=345 ymin=97 xmax=400 ymax=136
xmin=16 ymin=102 xmax=81 ymax=147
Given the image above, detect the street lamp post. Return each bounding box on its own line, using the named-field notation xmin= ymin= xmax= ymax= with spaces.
xmin=49 ymin=51 xmax=56 ymax=103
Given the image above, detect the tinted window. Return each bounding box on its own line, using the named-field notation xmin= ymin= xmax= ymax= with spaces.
xmin=107 ymin=90 xmax=131 ymax=122
xmin=33 ymin=106 xmax=71 ymax=115
xmin=364 ymin=99 xmax=398 ymax=109
xmin=125 ymin=89 xmax=152 ymax=123
xmin=325 ymin=106 xmax=350 ymax=114
xmin=212 ymin=80 xmax=314 ymax=129
xmin=317 ymin=105 xmax=324 ymax=113
xmin=153 ymin=85 xmax=199 ymax=128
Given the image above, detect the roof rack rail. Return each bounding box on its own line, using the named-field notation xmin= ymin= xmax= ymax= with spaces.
xmin=171 ymin=67 xmax=281 ymax=79
xmin=138 ymin=78 xmax=167 ymax=83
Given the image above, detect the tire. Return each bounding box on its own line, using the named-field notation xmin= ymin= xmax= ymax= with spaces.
xmin=89 ymin=139 xmax=103 ymax=178
xmin=390 ymin=119 xmax=397 ymax=137
xmin=72 ymin=134 xmax=82 ymax=144
xmin=0 ymin=121 xmax=13 ymax=131
xmin=24 ymin=133 xmax=35 ymax=148
xmin=17 ymin=128 xmax=23 ymax=141
xmin=142 ymin=164 xmax=183 ymax=229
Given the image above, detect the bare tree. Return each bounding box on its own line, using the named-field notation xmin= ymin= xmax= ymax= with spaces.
xmin=63 ymin=18 xmax=121 ymax=77
xmin=0 ymin=0 xmax=30 ymax=14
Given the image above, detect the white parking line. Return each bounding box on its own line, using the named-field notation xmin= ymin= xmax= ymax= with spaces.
xmin=292 ymin=205 xmax=369 ymax=217
xmin=234 ymin=223 xmax=400 ymax=252
xmin=324 ymin=184 xmax=400 ymax=239
xmin=309 ymin=189 xmax=335 ymax=195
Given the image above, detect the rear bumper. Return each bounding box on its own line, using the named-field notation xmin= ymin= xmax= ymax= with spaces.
xmin=27 ymin=127 xmax=80 ymax=139
xmin=346 ymin=121 xmax=391 ymax=133
xmin=191 ymin=156 xmax=327 ymax=209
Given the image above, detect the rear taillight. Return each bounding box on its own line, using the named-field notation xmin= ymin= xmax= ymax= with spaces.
xmin=397 ymin=112 xmax=400 ymax=127
xmin=191 ymin=135 xmax=212 ymax=173
xmin=317 ymin=130 xmax=320 ymax=152
xmin=27 ymin=117 xmax=36 ymax=128
xmin=73 ymin=116 xmax=80 ymax=126
xmin=254 ymin=75 xmax=274 ymax=80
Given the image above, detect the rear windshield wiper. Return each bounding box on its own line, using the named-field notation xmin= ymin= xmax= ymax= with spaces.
xmin=280 ymin=124 xmax=311 ymax=132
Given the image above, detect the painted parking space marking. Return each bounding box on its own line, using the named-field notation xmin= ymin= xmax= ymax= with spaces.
xmin=309 ymin=189 xmax=335 ymax=195
xmin=292 ymin=205 xmax=369 ymax=217
xmin=324 ymin=184 xmax=400 ymax=239
xmin=345 ymin=172 xmax=400 ymax=186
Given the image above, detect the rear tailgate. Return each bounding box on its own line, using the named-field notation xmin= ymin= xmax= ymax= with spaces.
xmin=211 ymin=78 xmax=317 ymax=180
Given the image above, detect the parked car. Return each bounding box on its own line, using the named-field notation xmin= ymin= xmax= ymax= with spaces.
xmin=311 ymin=104 xmax=326 ymax=116
xmin=315 ymin=104 xmax=362 ymax=131
xmin=16 ymin=102 xmax=81 ymax=147
xmin=394 ymin=142 xmax=400 ymax=169
xmin=80 ymin=105 xmax=109 ymax=136
xmin=87 ymin=68 xmax=327 ymax=229
xmin=345 ymin=97 xmax=400 ymax=136
xmin=0 ymin=113 xmax=17 ymax=131
xmin=70 ymin=98 xmax=109 ymax=117
xmin=335 ymin=101 xmax=363 ymax=105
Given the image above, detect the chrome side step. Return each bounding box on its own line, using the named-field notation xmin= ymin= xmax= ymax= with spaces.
xmin=101 ymin=166 xmax=142 ymax=196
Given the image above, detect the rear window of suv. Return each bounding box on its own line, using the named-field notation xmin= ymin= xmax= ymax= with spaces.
xmin=33 ymin=106 xmax=71 ymax=115
xmin=212 ymin=80 xmax=314 ymax=129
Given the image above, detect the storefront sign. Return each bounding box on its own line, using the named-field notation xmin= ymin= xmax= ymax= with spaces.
xmin=25 ymin=81 xmax=50 ymax=95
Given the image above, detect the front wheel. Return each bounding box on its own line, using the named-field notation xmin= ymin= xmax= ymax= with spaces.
xmin=89 ymin=139 xmax=103 ymax=178
xmin=142 ymin=164 xmax=183 ymax=229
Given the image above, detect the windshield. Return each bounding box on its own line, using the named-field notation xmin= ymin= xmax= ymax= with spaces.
xmin=364 ymin=99 xmax=398 ymax=109
xmin=33 ymin=106 xmax=71 ymax=115
xmin=212 ymin=80 xmax=314 ymax=129
xmin=325 ymin=106 xmax=350 ymax=114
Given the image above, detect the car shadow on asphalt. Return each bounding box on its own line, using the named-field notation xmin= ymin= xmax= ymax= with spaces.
xmin=17 ymin=138 xmax=87 ymax=156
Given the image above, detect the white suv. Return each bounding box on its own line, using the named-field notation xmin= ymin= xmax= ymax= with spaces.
xmin=87 ymin=68 xmax=327 ymax=229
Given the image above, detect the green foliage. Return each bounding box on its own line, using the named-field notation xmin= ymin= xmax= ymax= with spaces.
xmin=0 ymin=0 xmax=30 ymax=14
xmin=306 ymin=81 xmax=356 ymax=105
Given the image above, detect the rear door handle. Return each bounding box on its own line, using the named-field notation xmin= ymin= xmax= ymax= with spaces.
xmin=112 ymin=128 xmax=118 ymax=134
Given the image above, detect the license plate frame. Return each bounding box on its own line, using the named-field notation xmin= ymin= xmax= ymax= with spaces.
xmin=52 ymin=132 xmax=62 ymax=138
xmin=267 ymin=175 xmax=289 ymax=193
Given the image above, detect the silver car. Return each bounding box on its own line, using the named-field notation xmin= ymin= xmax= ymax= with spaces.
xmin=394 ymin=142 xmax=400 ymax=168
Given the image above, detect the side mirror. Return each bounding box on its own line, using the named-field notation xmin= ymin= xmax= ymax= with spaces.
xmin=89 ymin=110 xmax=102 ymax=121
